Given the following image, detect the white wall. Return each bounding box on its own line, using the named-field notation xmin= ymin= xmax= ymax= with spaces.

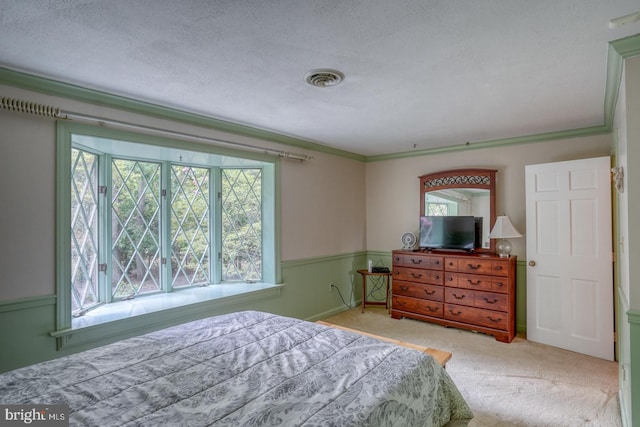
xmin=0 ymin=85 xmax=366 ymax=301
xmin=280 ymin=151 xmax=366 ymax=259
xmin=0 ymin=99 xmax=56 ymax=298
xmin=365 ymin=134 xmax=612 ymax=257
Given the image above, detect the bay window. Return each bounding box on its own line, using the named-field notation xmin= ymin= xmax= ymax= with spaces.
xmin=57 ymin=122 xmax=278 ymax=338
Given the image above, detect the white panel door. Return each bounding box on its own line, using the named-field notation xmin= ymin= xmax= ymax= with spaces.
xmin=525 ymin=156 xmax=614 ymax=360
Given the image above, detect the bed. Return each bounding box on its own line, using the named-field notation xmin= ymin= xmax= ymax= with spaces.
xmin=0 ymin=310 xmax=472 ymax=426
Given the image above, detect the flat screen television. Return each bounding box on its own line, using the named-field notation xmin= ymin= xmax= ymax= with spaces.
xmin=419 ymin=215 xmax=476 ymax=251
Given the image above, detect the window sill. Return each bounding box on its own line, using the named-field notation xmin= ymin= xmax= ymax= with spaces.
xmin=71 ymin=283 xmax=279 ymax=329
xmin=52 ymin=283 xmax=283 ymax=351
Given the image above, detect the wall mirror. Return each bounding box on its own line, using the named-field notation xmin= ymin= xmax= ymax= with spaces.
xmin=419 ymin=168 xmax=496 ymax=253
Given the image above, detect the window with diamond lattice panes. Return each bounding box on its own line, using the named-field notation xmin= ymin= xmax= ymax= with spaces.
xmin=71 ymin=148 xmax=99 ymax=315
xmin=170 ymin=165 xmax=210 ymax=288
xmin=426 ymin=192 xmax=458 ymax=216
xmin=221 ymin=169 xmax=262 ymax=282
xmin=111 ymin=159 xmax=162 ymax=299
xmin=63 ymin=125 xmax=276 ymax=332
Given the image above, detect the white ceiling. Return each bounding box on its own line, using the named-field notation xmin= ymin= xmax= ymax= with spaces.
xmin=1 ymin=1 xmax=639 ymax=156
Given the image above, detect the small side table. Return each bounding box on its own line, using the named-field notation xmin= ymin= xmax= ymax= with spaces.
xmin=357 ymin=269 xmax=391 ymax=313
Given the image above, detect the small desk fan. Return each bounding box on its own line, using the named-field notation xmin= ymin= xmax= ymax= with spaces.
xmin=401 ymin=232 xmax=416 ymax=250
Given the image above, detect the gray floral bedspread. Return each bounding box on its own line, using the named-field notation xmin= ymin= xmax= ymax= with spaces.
xmin=0 ymin=311 xmax=472 ymax=426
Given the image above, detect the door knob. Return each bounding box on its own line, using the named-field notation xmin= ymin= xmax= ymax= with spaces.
xmin=528 ymin=260 xmax=536 ymax=267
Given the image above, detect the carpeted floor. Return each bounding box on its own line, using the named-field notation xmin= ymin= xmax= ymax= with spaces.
xmin=321 ymin=307 xmax=621 ymax=427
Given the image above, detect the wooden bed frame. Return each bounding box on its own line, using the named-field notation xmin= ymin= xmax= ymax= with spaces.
xmin=315 ymin=321 xmax=452 ymax=367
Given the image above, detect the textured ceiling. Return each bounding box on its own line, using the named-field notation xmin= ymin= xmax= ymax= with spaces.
xmin=1 ymin=1 xmax=639 ymax=156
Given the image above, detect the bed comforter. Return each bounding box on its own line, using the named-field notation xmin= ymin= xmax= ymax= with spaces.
xmin=0 ymin=310 xmax=472 ymax=426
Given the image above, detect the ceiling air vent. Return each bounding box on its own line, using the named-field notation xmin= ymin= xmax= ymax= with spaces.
xmin=304 ymin=69 xmax=344 ymax=88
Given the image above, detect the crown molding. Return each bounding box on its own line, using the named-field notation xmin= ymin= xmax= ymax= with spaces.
xmin=366 ymin=125 xmax=611 ymax=162
xmin=0 ymin=67 xmax=365 ymax=162
xmin=604 ymin=33 xmax=640 ymax=129
xmin=367 ymin=32 xmax=640 ymax=163
xmin=611 ymin=32 xmax=640 ymax=58
xmin=3 ymin=32 xmax=639 ymax=164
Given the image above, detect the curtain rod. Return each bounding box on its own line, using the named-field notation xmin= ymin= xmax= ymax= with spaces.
xmin=0 ymin=96 xmax=314 ymax=161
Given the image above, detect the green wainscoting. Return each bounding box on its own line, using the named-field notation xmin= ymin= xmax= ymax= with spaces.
xmin=0 ymin=251 xmax=527 ymax=373
xmin=280 ymin=251 xmax=370 ymax=321
xmin=0 ymin=252 xmax=368 ymax=373
xmin=625 ymin=309 xmax=640 ymax=427
xmin=0 ymin=295 xmax=58 ymax=372
xmin=515 ymin=260 xmax=527 ymax=333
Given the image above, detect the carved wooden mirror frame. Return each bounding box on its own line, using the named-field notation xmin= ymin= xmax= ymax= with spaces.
xmin=419 ymin=168 xmax=497 ymax=254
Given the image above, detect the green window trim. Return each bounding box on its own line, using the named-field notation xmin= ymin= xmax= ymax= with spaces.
xmin=55 ymin=121 xmax=281 ymax=349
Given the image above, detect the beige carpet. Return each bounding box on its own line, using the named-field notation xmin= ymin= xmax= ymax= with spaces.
xmin=322 ymin=307 xmax=621 ymax=427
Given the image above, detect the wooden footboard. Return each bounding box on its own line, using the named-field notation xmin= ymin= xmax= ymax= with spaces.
xmin=315 ymin=320 xmax=452 ymax=367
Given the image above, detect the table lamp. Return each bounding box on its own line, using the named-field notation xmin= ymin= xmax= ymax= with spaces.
xmin=489 ymin=215 xmax=522 ymax=258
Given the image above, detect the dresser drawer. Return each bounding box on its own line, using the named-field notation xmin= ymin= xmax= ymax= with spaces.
xmin=491 ymin=260 xmax=511 ymax=277
xmin=394 ymin=280 xmax=443 ymax=301
xmin=444 ymin=287 xmax=474 ymax=307
xmin=445 ymin=272 xmax=493 ymax=291
xmin=445 ymin=257 xmax=490 ymax=274
xmin=393 ymin=295 xmax=443 ymax=317
xmin=444 ymin=304 xmax=508 ymax=330
xmin=394 ymin=266 xmax=444 ymax=285
xmin=445 ymin=288 xmax=508 ymax=311
xmin=448 ymin=274 xmax=509 ymax=293
xmin=445 ymin=257 xmax=511 ymax=277
xmin=394 ymin=253 xmax=444 ymax=270
xmin=474 ymin=291 xmax=508 ymax=311
xmin=491 ymin=276 xmax=510 ymax=293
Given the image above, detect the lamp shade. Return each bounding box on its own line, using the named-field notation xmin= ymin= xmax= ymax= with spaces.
xmin=489 ymin=216 xmax=522 ymax=239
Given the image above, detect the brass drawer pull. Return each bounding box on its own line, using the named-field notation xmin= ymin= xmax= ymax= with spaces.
xmin=483 ymin=297 xmax=499 ymax=304
xmin=410 ymin=258 xmax=423 ymax=264
xmin=467 ymin=279 xmax=482 ymax=286
xmin=495 ymin=281 xmax=504 ymax=287
xmin=399 ymin=286 xmax=409 ymax=291
xmin=411 ymin=273 xmax=423 ymax=278
xmin=433 ymin=275 xmax=440 ymax=280
xmin=424 ymin=289 xmax=435 ymax=295
xmin=426 ymin=306 xmax=438 ymax=312
xmin=467 ymin=264 xmax=481 ymax=270
xmin=495 ymin=265 xmax=503 ymax=271
xmin=448 ymin=309 xmax=462 ymax=316
xmin=487 ymin=316 xmax=502 ymax=323
xmin=453 ymin=293 xmax=466 ymax=300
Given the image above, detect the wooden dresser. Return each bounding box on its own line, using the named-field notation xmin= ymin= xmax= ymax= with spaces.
xmin=391 ymin=250 xmax=516 ymax=342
